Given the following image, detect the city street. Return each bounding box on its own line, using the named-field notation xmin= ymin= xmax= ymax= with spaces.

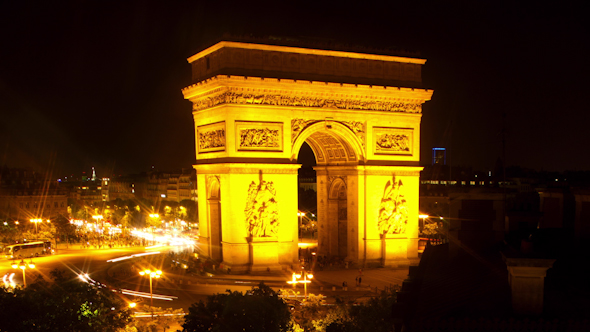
xmin=1 ymin=244 xmax=410 ymax=313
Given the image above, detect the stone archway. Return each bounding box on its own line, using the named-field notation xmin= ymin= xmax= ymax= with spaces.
xmin=183 ymin=41 xmax=433 ymax=271
xmin=206 ymin=175 xmax=222 ymax=262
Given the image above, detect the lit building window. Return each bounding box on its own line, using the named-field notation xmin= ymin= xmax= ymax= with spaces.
xmin=470 ymin=181 xmax=475 ymax=185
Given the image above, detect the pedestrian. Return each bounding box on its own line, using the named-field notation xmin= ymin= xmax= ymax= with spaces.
xmin=358 ymin=276 xmax=362 ymax=286
xmin=355 ymin=276 xmax=359 ymax=286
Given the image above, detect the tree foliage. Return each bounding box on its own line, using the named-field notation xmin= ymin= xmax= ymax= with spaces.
xmin=130 ymin=305 xmax=184 ymax=332
xmin=0 ymin=269 xmax=132 ymax=332
xmin=182 ymin=282 xmax=293 ymax=332
xmin=324 ymin=286 xmax=399 ymax=332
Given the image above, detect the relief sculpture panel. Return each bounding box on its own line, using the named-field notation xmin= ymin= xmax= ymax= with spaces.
xmin=236 ymin=121 xmax=283 ymax=151
xmin=377 ymin=177 xmax=408 ymax=235
xmin=197 ymin=122 xmax=226 ymax=153
xmin=245 ymin=180 xmax=279 ymax=237
xmin=374 ymin=127 xmax=413 ymax=155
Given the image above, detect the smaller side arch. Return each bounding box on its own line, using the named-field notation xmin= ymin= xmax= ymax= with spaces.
xmin=328 ymin=177 xmax=347 ymax=199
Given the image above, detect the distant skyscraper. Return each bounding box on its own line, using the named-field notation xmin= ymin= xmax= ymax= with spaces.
xmin=432 ymin=148 xmax=446 ymax=165
xmin=91 ymin=167 xmax=97 ymax=181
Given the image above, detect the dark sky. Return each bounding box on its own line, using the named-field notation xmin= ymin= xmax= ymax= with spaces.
xmin=1 ymin=1 xmax=588 ymax=178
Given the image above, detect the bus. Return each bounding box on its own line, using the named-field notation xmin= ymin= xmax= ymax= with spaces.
xmin=4 ymin=241 xmax=53 ymax=259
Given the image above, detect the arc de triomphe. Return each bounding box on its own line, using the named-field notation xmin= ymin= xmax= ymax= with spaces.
xmin=182 ymin=41 xmax=432 ymax=272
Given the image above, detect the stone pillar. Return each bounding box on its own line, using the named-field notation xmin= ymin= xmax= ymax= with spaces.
xmin=503 ymin=255 xmax=555 ymax=315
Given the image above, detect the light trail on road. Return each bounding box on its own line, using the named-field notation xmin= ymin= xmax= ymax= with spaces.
xmin=121 ymin=289 xmax=177 ymax=301
xmin=106 ymin=251 xmax=161 ymax=263
xmin=2 ymin=273 xmax=15 ymax=288
xmin=78 ymin=273 xmax=178 ymax=301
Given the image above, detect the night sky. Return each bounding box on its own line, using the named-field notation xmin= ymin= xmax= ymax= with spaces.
xmin=1 ymin=1 xmax=588 ymax=178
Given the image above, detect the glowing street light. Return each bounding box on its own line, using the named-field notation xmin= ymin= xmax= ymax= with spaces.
xmin=30 ymin=218 xmax=42 ymax=238
xmin=287 ymin=269 xmax=313 ymax=299
xmin=297 ymin=212 xmax=306 ymax=238
xmin=11 ymin=259 xmax=35 ymax=287
xmin=139 ymin=269 xmax=162 ymax=318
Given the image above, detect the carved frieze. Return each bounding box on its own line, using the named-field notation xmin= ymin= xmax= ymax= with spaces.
xmin=374 ymin=127 xmax=413 ymax=155
xmin=377 ymin=134 xmax=409 ymax=151
xmin=240 ymin=128 xmax=280 ymax=148
xmin=244 ymin=180 xmax=279 ymax=237
xmin=378 ymin=177 xmax=408 ymax=235
xmin=236 ymin=121 xmax=283 ymax=151
xmin=192 ymin=89 xmax=422 ymax=114
xmin=197 ymin=122 xmax=226 ymax=153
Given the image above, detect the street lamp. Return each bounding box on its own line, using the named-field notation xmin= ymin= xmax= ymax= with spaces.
xmin=139 ymin=269 xmax=162 ymax=318
xmin=419 ymin=214 xmax=429 ymax=234
xmin=30 ymin=218 xmax=42 ymax=238
xmin=297 ymin=212 xmax=306 ymax=238
xmin=287 ymin=269 xmax=313 ymax=299
xmin=11 ymin=259 xmax=35 ymax=287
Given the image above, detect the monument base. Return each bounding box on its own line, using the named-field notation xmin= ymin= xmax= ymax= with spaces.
xmin=382 ymin=236 xmax=413 ymax=267
xmin=249 ymin=237 xmax=282 ymax=272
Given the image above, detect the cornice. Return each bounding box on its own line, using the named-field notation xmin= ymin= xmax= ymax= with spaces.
xmin=183 ymin=76 xmax=432 ymax=114
xmin=187 ymin=41 xmax=427 ymax=64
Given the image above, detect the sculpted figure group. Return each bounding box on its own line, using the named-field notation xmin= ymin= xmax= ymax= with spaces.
xmin=245 ymin=180 xmax=280 ymax=237
xmin=377 ymin=177 xmax=409 ymax=235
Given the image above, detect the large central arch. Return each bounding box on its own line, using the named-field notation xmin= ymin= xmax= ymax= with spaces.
xmin=183 ymin=41 xmax=433 ymax=272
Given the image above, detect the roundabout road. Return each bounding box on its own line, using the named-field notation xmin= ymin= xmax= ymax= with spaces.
xmin=1 ymin=245 xmax=409 ymax=313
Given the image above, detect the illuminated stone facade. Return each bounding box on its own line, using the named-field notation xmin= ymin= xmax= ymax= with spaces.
xmin=183 ymin=41 xmax=433 ymax=271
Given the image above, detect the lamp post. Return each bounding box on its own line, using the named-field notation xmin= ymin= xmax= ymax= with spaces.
xmin=30 ymin=218 xmax=42 ymax=239
xmin=139 ymin=269 xmax=162 ymax=318
xmin=419 ymin=214 xmax=429 ymax=235
xmin=12 ymin=259 xmax=35 ymax=287
xmin=287 ymin=269 xmax=313 ymax=299
xmin=297 ymin=212 xmax=305 ymax=238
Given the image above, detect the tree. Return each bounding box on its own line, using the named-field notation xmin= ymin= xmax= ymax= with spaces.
xmin=0 ymin=219 xmax=20 ymax=243
xmin=130 ymin=305 xmax=184 ymax=332
xmin=323 ymin=286 xmax=399 ymax=332
xmin=0 ymin=269 xmax=132 ymax=331
xmin=182 ymin=282 xmax=293 ymax=332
